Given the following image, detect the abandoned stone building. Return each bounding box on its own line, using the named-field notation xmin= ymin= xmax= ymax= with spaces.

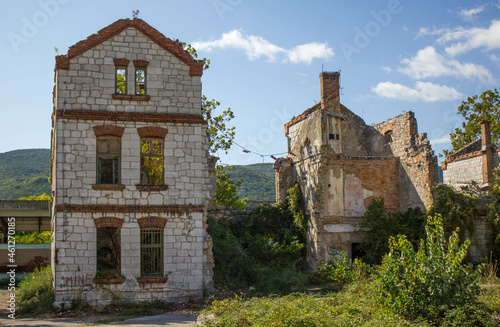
xmin=441 ymin=120 xmax=499 ymax=190
xmin=274 ymin=71 xmax=439 ymax=268
xmin=51 ymin=19 xmax=213 ymax=307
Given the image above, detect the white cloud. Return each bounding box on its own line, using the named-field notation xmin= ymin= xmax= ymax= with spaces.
xmin=381 ymin=66 xmax=392 ymax=73
xmin=287 ymin=42 xmax=334 ymax=64
xmin=371 ymin=81 xmax=464 ymax=102
xmin=398 ymin=46 xmax=495 ymax=84
xmin=192 ymin=30 xmax=334 ymax=64
xmin=416 ymin=26 xmax=450 ymax=39
xmin=458 ymin=5 xmax=485 ymax=20
xmin=430 ymin=134 xmax=451 ymax=145
xmin=437 ymin=20 xmax=500 ymax=56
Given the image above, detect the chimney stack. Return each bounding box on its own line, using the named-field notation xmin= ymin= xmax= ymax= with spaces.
xmin=320 ymin=71 xmax=340 ymax=110
xmin=481 ymin=120 xmax=494 ymax=186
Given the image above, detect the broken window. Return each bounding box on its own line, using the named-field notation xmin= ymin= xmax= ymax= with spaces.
xmin=140 ymin=139 xmax=164 ymax=185
xmin=384 ymin=130 xmax=393 ymax=143
xmin=140 ymin=227 xmax=163 ymax=277
xmin=135 ymin=69 xmax=146 ymax=95
xmin=115 ymin=67 xmax=127 ymax=94
xmin=97 ymin=136 xmax=121 ymax=184
xmin=96 ymin=227 xmax=121 ymax=279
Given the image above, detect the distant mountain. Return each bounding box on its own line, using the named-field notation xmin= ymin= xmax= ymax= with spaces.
xmin=0 ymin=149 xmax=51 ymax=199
xmin=228 ymin=163 xmax=275 ymax=202
xmin=0 ymin=148 xmax=276 ymax=202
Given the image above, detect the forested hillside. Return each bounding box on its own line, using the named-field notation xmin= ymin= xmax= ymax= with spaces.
xmin=0 ymin=149 xmax=51 ymax=199
xmin=228 ymin=163 xmax=275 ymax=202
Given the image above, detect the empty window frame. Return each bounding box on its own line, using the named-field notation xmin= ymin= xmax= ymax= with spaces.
xmin=115 ymin=67 xmax=127 ymax=94
xmin=97 ymin=136 xmax=121 ymax=184
xmin=140 ymin=139 xmax=164 ymax=185
xmin=140 ymin=227 xmax=163 ymax=277
xmin=96 ymin=227 xmax=121 ymax=279
xmin=135 ymin=69 xmax=146 ymax=95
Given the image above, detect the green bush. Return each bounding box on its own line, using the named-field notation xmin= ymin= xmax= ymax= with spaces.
xmin=361 ymin=198 xmax=426 ymax=264
xmin=17 ymin=266 xmax=54 ymax=315
xmin=315 ymin=251 xmax=372 ymax=285
xmin=378 ymin=215 xmax=483 ymax=322
xmin=14 ymin=231 xmax=52 ymax=244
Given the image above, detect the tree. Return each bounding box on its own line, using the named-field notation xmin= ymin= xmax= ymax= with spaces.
xmin=444 ymin=89 xmax=500 ymax=156
xmin=19 ymin=193 xmax=51 ymax=200
xmin=183 ymin=43 xmax=235 ymax=154
xmin=216 ymin=165 xmax=247 ymax=210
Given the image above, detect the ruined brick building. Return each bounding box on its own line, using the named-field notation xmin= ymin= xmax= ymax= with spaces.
xmin=51 ymin=19 xmax=213 ymax=307
xmin=441 ymin=120 xmax=499 ymax=190
xmin=274 ymin=72 xmax=438 ymax=268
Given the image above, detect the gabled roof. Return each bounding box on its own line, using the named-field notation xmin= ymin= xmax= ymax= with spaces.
xmin=55 ymin=18 xmax=204 ymax=76
xmin=284 ymin=102 xmax=349 ymax=134
xmin=447 ymin=139 xmax=482 ymax=160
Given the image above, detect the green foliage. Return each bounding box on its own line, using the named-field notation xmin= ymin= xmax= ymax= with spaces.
xmin=360 ymin=198 xmax=426 ymax=264
xmin=0 ymin=149 xmax=51 ymax=199
xmin=315 ymin=251 xmax=373 ymax=285
xmin=287 ymin=183 xmax=307 ymax=237
xmin=203 ymin=96 xmax=236 ymax=154
xmin=444 ymin=89 xmax=500 ymax=156
xmin=199 ymin=280 xmax=429 ymax=327
xmin=14 ymin=231 xmax=51 ymax=243
xmin=378 ymin=215 xmax=482 ymax=322
xmin=228 ymin=163 xmax=275 ymax=201
xmin=207 ymin=198 xmax=306 ymax=293
xmin=429 ymin=184 xmax=480 ymax=240
xmin=17 ymin=266 xmax=55 ymax=315
xmin=18 ymin=193 xmax=51 ymax=200
xmin=216 ymin=165 xmax=247 ymax=210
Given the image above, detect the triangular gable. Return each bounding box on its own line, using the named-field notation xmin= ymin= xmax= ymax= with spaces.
xmin=55 ymin=18 xmax=203 ymax=76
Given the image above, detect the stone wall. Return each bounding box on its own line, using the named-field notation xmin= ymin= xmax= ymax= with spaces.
xmin=443 ymin=155 xmax=484 ymax=188
xmin=51 ymin=19 xmax=212 ymax=307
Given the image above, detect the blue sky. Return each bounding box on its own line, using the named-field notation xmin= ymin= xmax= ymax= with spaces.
xmin=1 ymin=0 xmax=499 ymax=165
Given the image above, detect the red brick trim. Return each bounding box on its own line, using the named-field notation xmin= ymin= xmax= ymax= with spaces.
xmin=136 ymin=185 xmax=169 ymax=191
xmin=133 ymin=60 xmax=149 ymax=68
xmin=443 ymin=150 xmax=483 ymax=165
xmin=137 ymin=216 xmax=167 ymax=228
xmin=136 ymin=277 xmax=167 ymax=284
xmin=113 ymin=58 xmax=130 ymax=67
xmin=56 ymin=110 xmax=207 ymax=125
xmin=137 ymin=126 xmax=168 ymax=138
xmin=55 ymin=204 xmax=204 ymax=213
xmin=94 ymin=217 xmax=124 ymax=228
xmin=93 ymin=125 xmax=125 ymax=137
xmin=112 ymin=94 xmax=151 ymax=101
xmin=93 ymin=278 xmax=125 ymax=285
xmin=92 ymin=184 xmax=126 ymax=191
xmin=55 ymin=19 xmax=203 ymax=76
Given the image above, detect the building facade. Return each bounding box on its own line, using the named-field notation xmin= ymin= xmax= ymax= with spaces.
xmin=275 ymin=72 xmax=438 ymax=268
xmin=51 ymin=19 xmax=213 ymax=307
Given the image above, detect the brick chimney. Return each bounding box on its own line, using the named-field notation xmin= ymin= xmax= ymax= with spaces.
xmin=320 ymin=71 xmax=340 ymax=111
xmin=481 ymin=120 xmax=494 ymax=186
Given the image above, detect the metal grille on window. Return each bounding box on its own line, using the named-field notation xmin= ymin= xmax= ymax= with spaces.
xmin=140 ymin=227 xmax=163 ymax=277
xmin=97 ymin=136 xmax=120 ymax=184
xmin=140 ymin=139 xmax=164 ymax=185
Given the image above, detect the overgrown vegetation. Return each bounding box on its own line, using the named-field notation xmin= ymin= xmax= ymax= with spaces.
xmin=14 ymin=231 xmax=51 ymax=243
xmin=17 ymin=266 xmax=55 ymax=315
xmin=207 ymin=183 xmax=306 ymax=294
xmin=360 ymin=198 xmax=426 ymax=264
xmin=216 ymin=165 xmax=248 ymax=210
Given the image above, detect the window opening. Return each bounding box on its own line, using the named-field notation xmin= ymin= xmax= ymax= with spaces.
xmin=135 ymin=69 xmax=146 ymax=95
xmin=96 ymin=227 xmax=121 ymax=279
xmin=97 ymin=136 xmax=121 ymax=184
xmin=140 ymin=227 xmax=163 ymax=277
xmin=140 ymin=139 xmax=164 ymax=185
xmin=115 ymin=68 xmax=127 ymax=94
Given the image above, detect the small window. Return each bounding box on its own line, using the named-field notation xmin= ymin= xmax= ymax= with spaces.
xmin=115 ymin=68 xmax=127 ymax=94
xmin=135 ymin=69 xmax=146 ymax=95
xmin=140 ymin=227 xmax=163 ymax=277
xmin=97 ymin=136 xmax=121 ymax=184
xmin=384 ymin=131 xmax=393 ymax=143
xmin=96 ymin=227 xmax=121 ymax=279
xmin=140 ymin=139 xmax=164 ymax=185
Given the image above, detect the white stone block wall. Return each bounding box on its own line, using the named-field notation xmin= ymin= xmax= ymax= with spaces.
xmin=56 ymin=28 xmax=201 ymax=115
xmin=443 ymin=155 xmax=484 ymax=189
xmin=53 ymin=211 xmax=210 ymax=306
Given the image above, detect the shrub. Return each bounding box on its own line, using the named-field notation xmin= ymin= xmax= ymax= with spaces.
xmin=17 ymin=266 xmax=54 ymax=315
xmin=361 ymin=198 xmax=426 ymax=264
xmin=315 ymin=251 xmax=372 ymax=285
xmin=14 ymin=231 xmax=52 ymax=243
xmin=378 ymin=215 xmax=483 ymax=321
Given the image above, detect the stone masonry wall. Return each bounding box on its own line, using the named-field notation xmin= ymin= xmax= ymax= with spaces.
xmin=52 ymin=20 xmax=212 ymax=307
xmin=55 ymin=27 xmax=201 ymax=115
xmin=443 ymin=155 xmax=484 ymax=189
